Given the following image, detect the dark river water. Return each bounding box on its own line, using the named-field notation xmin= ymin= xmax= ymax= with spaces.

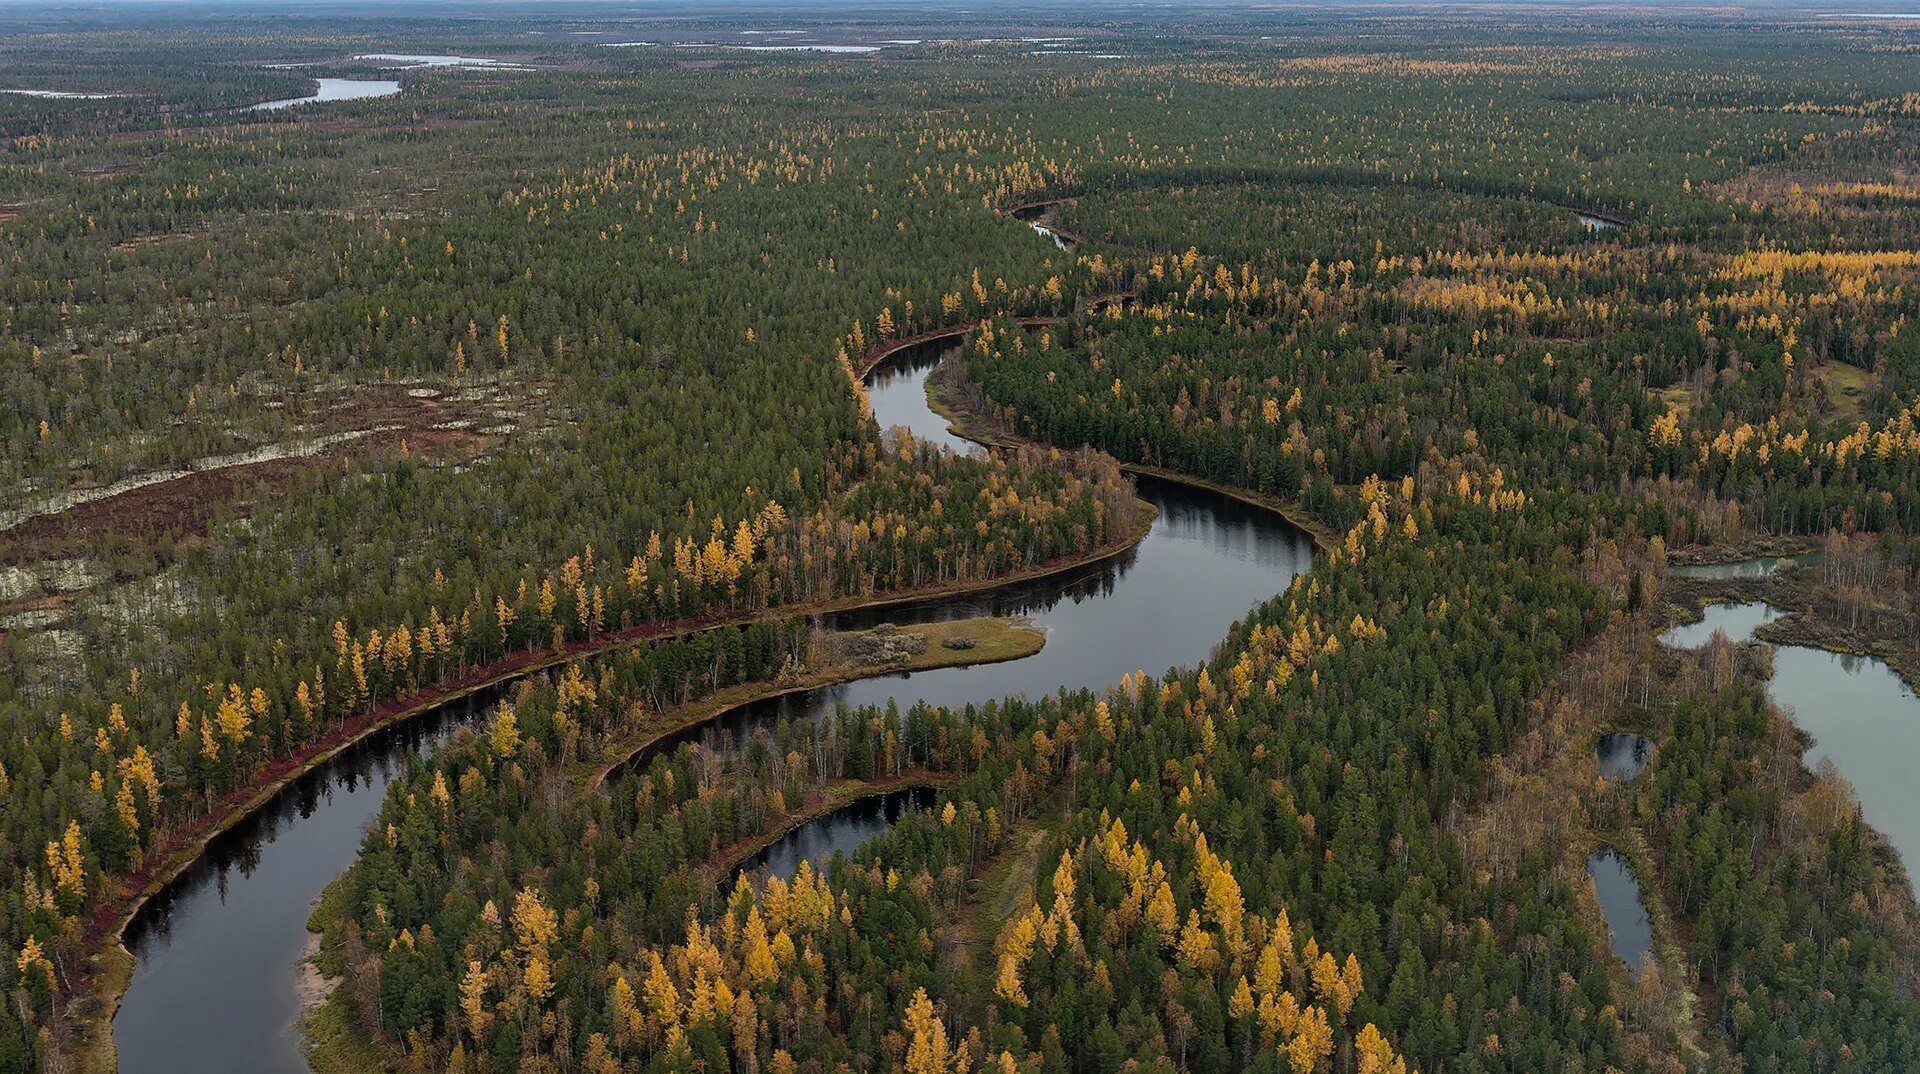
xmin=115 ymin=684 xmax=509 ymax=1074
xmin=618 ymin=344 xmax=1316 ymax=816
xmin=113 ymin=338 xmax=1315 ymax=1071
xmin=739 ymin=786 xmax=940 ymax=882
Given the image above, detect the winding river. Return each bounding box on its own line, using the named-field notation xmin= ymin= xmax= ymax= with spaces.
xmin=112 ymin=231 xmax=1314 ymax=1069
xmin=653 ymin=343 xmax=1316 ymax=880
xmin=115 ymin=684 xmax=512 ymax=1074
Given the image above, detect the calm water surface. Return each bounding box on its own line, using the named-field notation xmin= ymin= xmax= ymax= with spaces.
xmin=115 ymin=283 xmax=1315 ymax=1070
xmin=1588 ymin=847 xmax=1653 ymax=972
xmin=250 ymin=78 xmax=400 ymax=111
xmin=1595 ymin=733 xmax=1651 ymax=782
xmin=1766 ymin=643 xmax=1920 ymax=886
xmin=741 ymin=787 xmax=938 ymax=882
xmin=1669 ymin=552 xmax=1820 ymax=580
xmin=114 ymin=686 xmax=505 ymax=1074
xmin=616 ymin=348 xmax=1314 ymax=785
xmin=1660 ymin=600 xmax=1779 ymax=648
xmin=1663 ymin=600 xmax=1920 ymax=889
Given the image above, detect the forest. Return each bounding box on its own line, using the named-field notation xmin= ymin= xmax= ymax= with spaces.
xmin=1 ymin=5 xmax=1918 ymax=1073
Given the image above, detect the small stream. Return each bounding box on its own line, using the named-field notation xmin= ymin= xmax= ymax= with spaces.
xmin=1010 ymin=202 xmax=1073 ymax=251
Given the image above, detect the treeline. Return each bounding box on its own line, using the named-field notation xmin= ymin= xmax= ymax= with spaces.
xmin=320 ymin=475 xmax=1673 ymax=1072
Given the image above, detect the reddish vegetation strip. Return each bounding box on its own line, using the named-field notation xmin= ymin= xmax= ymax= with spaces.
xmin=83 ymin=505 xmax=1156 ymax=960
xmin=86 ymin=604 xmax=769 ymax=946
xmin=3 ymin=391 xmax=486 ymax=564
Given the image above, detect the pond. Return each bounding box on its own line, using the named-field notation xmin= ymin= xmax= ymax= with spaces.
xmin=1661 ymin=599 xmax=1920 ymax=891
xmin=1588 ymin=846 xmax=1653 ymax=972
xmin=1766 ymin=643 xmax=1920 ymax=887
xmin=1659 ymin=600 xmax=1779 ymax=648
xmin=1669 ymin=551 xmax=1821 ymax=579
xmin=1595 ymin=732 xmax=1651 ymax=782
xmin=249 ymin=78 xmax=401 ymax=111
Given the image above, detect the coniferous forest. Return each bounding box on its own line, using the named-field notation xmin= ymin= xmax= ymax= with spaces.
xmin=2 ymin=4 xmax=1919 ymax=1073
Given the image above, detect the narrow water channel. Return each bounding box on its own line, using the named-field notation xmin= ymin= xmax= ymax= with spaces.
xmin=740 ymin=786 xmax=938 ymax=882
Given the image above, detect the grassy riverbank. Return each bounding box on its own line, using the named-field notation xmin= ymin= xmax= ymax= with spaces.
xmin=584 ymin=616 xmax=1045 ymax=791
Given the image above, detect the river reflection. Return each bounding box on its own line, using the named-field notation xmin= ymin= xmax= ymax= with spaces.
xmin=1662 ymin=600 xmax=1920 ymax=892
xmin=115 ymin=684 xmax=507 ymax=1074
xmin=250 ymin=78 xmax=400 ymax=111
xmin=115 ymin=277 xmax=1315 ymax=1068
xmin=739 ymin=787 xmax=938 ymax=883
xmin=1767 ymin=643 xmax=1920 ymax=888
xmin=1669 ymin=552 xmax=1820 ymax=580
xmin=1659 ymin=600 xmax=1779 ymax=648
xmin=613 ymin=349 xmax=1315 ymax=780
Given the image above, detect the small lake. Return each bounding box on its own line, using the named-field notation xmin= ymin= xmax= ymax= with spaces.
xmin=249 ymin=78 xmax=400 ymax=111
xmin=353 ymin=53 xmax=530 ymax=69
xmin=739 ymin=786 xmax=937 ymax=882
xmin=1577 ymin=212 xmax=1621 ymax=232
xmin=1663 ymin=599 xmax=1920 ymax=890
xmin=1659 ymin=600 xmax=1779 ymax=648
xmin=1588 ymin=847 xmax=1653 ymax=972
xmin=1595 ymin=732 xmax=1651 ymax=781
xmin=1767 ymin=643 xmax=1920 ymax=886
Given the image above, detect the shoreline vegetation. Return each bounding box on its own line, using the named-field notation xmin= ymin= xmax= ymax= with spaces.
xmin=77 ymin=280 xmax=1343 ymax=1071
xmin=70 ymin=502 xmax=1153 ymax=1072
xmin=15 ymin=17 xmax=1920 ymax=1074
